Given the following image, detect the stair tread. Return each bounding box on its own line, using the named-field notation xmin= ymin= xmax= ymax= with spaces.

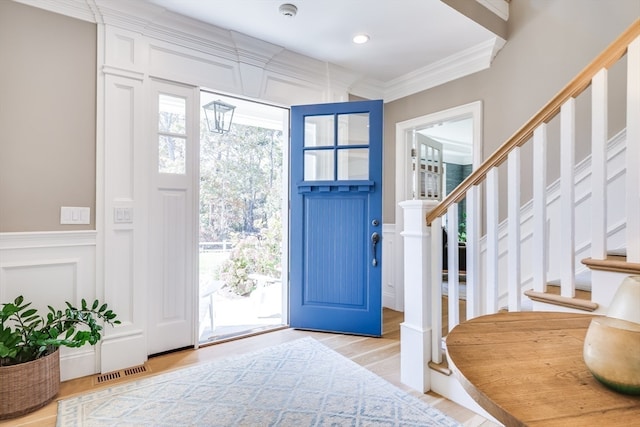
xmin=428 ymin=355 xmax=452 ymax=376
xmin=524 ymin=285 xmax=598 ymax=312
xmin=543 ymin=284 xmax=591 ymax=300
xmin=582 ymin=255 xmax=640 ymax=275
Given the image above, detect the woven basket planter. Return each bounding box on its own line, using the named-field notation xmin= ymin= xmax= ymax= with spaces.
xmin=0 ymin=348 xmax=60 ymax=420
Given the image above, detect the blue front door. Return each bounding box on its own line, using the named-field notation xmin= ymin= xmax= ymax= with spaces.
xmin=290 ymin=100 xmax=383 ymax=336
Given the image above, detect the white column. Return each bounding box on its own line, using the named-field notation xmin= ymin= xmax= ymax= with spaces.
xmin=400 ymin=199 xmax=438 ymax=393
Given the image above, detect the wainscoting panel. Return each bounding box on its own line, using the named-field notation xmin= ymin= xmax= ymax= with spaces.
xmin=104 ymin=26 xmax=146 ymax=73
xmin=148 ymin=43 xmax=241 ymax=94
xmin=382 ymin=224 xmax=399 ymax=311
xmin=100 ymin=71 xmax=148 ymax=374
xmin=0 ymin=231 xmax=98 ymax=380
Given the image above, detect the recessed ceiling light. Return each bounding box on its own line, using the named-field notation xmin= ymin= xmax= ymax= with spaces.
xmin=352 ymin=34 xmax=370 ymax=44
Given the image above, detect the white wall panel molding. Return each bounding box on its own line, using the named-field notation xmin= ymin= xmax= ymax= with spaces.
xmin=147 ymin=43 xmax=241 ymax=94
xmin=0 ymin=230 xmax=96 ymax=249
xmin=102 ymin=65 xmax=145 ymax=81
xmin=104 ymin=26 xmax=148 ymax=74
xmin=382 ymin=224 xmax=398 ymax=311
xmin=146 ymin=37 xmax=335 ymax=104
xmin=100 ymin=72 xmax=148 ymax=373
xmin=0 ymin=231 xmax=98 ymax=380
xmin=262 ymin=74 xmax=326 ymax=106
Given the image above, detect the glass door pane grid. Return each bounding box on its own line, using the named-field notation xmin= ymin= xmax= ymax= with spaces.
xmin=303 ymin=112 xmax=370 ymax=182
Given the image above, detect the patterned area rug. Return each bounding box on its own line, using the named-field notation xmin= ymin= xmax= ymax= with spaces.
xmin=57 ymin=337 xmax=461 ymax=426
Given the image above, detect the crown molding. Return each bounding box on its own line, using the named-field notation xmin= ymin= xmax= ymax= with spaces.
xmin=476 ymin=0 xmax=510 ymax=21
xmin=13 ymin=0 xmax=97 ymax=22
xmin=351 ymin=37 xmax=506 ymax=102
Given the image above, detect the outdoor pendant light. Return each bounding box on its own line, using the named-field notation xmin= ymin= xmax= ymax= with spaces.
xmin=203 ymin=99 xmax=236 ymax=133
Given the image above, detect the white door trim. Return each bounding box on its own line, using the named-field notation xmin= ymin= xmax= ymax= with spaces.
xmin=393 ymin=101 xmax=483 ymax=311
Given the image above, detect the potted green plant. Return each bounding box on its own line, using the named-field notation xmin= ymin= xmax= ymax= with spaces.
xmin=0 ymin=295 xmax=120 ymax=419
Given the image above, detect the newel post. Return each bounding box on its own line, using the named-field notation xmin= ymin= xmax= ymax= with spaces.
xmin=399 ymin=199 xmax=438 ymax=392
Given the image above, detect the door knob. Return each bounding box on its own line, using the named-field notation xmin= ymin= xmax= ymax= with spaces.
xmin=371 ymin=232 xmax=380 ymax=267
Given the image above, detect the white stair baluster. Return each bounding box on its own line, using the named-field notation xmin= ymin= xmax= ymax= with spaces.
xmin=466 ymin=185 xmax=481 ymax=319
xmin=533 ymin=124 xmax=548 ymax=292
xmin=431 ymin=215 xmax=443 ymax=363
xmin=508 ymin=147 xmax=521 ymax=311
xmin=560 ymin=99 xmax=576 ymax=298
xmin=591 ymin=68 xmax=608 ymax=260
xmin=447 ymin=204 xmax=459 ymax=331
xmin=486 ymin=167 xmax=499 ymax=313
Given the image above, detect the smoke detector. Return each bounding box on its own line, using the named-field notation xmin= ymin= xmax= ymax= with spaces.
xmin=279 ymin=3 xmax=298 ymax=18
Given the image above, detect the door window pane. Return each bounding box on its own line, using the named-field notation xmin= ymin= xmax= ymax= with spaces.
xmin=338 ymin=148 xmax=369 ymax=180
xmin=304 ymin=150 xmax=334 ymax=180
xmin=304 ymin=115 xmax=334 ymax=147
xmin=159 ymin=94 xmax=186 ymax=134
xmin=159 ymin=135 xmax=186 ymax=174
xmin=338 ymin=113 xmax=369 ymax=146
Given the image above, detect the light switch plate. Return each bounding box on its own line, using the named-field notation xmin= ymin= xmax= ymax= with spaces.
xmin=60 ymin=207 xmax=90 ymax=225
xmin=114 ymin=207 xmax=133 ymax=224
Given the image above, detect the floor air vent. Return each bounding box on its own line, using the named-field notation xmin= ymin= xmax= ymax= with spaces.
xmin=94 ymin=364 xmax=149 ymax=385
xmin=124 ymin=365 xmax=147 ymax=376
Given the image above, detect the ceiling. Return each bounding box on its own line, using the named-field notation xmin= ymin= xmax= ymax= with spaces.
xmin=146 ymin=0 xmax=505 ymax=85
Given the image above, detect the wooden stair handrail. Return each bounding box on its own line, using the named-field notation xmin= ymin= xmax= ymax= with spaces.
xmin=426 ymin=18 xmax=640 ymax=225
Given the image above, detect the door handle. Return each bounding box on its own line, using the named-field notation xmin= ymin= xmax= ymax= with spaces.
xmin=371 ymin=232 xmax=380 ymax=267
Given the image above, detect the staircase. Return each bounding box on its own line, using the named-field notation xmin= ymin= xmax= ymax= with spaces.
xmin=399 ymin=19 xmax=640 ymax=416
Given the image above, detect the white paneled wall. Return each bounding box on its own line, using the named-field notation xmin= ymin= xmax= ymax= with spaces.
xmin=382 ymin=224 xmax=398 ymax=311
xmin=0 ymin=232 xmax=97 ymax=380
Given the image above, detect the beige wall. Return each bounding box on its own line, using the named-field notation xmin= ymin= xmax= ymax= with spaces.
xmin=0 ymin=1 xmax=96 ymax=232
xmin=383 ymin=0 xmax=639 ymax=222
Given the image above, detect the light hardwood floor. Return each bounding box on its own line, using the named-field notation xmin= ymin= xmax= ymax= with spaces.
xmin=1 ymin=308 xmax=497 ymax=427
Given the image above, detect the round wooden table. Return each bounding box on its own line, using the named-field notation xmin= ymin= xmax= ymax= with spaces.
xmin=446 ymin=311 xmax=640 ymax=426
